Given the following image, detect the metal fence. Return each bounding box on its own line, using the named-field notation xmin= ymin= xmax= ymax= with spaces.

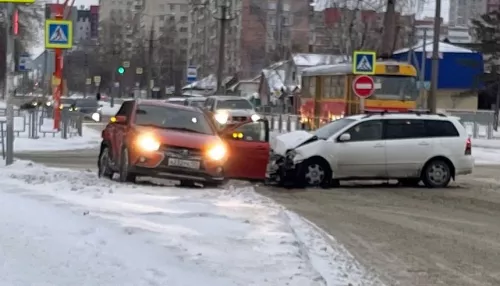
xmin=0 ymin=107 xmax=84 ymax=159
xmin=263 ymin=109 xmax=500 ymax=140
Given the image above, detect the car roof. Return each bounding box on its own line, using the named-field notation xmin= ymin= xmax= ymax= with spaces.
xmin=208 ymin=95 xmax=247 ymax=100
xmin=166 ymin=97 xmax=186 ymax=101
xmin=187 ymin=97 xmax=206 ymax=101
xmin=347 ymin=112 xmax=453 ymax=121
xmin=137 ymin=99 xmax=201 ymax=112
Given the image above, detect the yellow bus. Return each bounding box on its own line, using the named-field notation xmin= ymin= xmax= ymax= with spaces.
xmin=300 ymin=61 xmax=419 ymax=126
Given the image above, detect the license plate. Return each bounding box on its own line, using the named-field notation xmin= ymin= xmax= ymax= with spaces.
xmin=167 ymin=158 xmax=200 ymax=169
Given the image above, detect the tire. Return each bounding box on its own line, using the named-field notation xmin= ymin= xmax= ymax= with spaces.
xmin=421 ymin=159 xmax=452 ymax=188
xmin=204 ymin=181 xmax=226 ymax=188
xmin=118 ymin=147 xmax=136 ymax=183
xmin=398 ymin=178 xmax=421 ymax=187
xmin=298 ymin=158 xmax=332 ymax=188
xmin=98 ymin=146 xmax=114 ymax=179
xmin=179 ymin=180 xmax=197 ymax=187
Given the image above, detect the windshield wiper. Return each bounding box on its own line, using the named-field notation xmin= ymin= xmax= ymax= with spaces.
xmin=164 ymin=127 xmax=207 ymax=134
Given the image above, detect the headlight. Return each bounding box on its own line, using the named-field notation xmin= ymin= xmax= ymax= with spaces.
xmin=59 ymin=105 xmax=64 ymax=110
xmin=136 ymin=135 xmax=160 ymax=151
xmin=251 ymin=114 xmax=261 ymax=121
xmin=45 ymin=102 xmax=52 ymax=106
xmin=91 ymin=112 xmax=100 ymax=122
xmin=207 ymin=144 xmax=226 ymax=160
xmin=214 ymin=112 xmax=229 ymax=124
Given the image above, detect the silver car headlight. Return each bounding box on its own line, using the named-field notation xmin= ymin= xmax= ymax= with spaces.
xmin=251 ymin=114 xmax=261 ymax=121
xmin=214 ymin=112 xmax=229 ymax=124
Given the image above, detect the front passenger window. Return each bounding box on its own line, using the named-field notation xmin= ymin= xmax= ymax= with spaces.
xmin=229 ymin=122 xmax=267 ymax=142
xmin=346 ymin=120 xmax=382 ymax=141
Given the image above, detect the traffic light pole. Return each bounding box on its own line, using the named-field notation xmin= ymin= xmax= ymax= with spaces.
xmin=4 ymin=3 xmax=15 ymax=165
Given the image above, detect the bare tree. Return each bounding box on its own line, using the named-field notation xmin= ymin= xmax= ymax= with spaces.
xmin=313 ymin=0 xmax=416 ymax=57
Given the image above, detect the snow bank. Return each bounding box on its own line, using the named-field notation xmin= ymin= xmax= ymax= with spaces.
xmin=0 ymin=161 xmax=383 ymax=286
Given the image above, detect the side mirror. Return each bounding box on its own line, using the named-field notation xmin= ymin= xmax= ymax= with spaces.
xmin=110 ymin=115 xmax=127 ymax=124
xmin=338 ymin=133 xmax=351 ymax=142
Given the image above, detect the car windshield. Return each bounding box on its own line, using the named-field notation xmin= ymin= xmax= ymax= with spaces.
xmin=135 ymin=104 xmax=214 ymax=135
xmin=189 ymin=99 xmax=206 ymax=107
xmin=372 ymin=76 xmax=419 ymax=100
xmin=60 ymin=98 xmax=76 ymax=105
xmin=75 ymin=99 xmax=98 ymax=107
xmin=313 ymin=118 xmax=356 ymax=139
xmin=216 ymin=99 xmax=253 ymax=110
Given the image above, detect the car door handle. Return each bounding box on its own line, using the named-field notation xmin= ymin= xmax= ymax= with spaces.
xmin=418 ymin=142 xmax=430 ymax=146
xmin=373 ymin=144 xmax=384 ymax=148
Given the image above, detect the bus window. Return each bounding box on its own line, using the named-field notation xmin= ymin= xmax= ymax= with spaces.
xmin=309 ymin=77 xmax=316 ymax=98
xmin=372 ymin=76 xmax=419 ymax=100
xmin=302 ymin=77 xmax=311 ymax=98
xmin=322 ymin=76 xmax=332 ymax=98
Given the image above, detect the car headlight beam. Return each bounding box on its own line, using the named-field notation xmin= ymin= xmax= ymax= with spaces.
xmin=207 ymin=144 xmax=226 ymax=161
xmin=214 ymin=112 xmax=229 ymax=124
xmin=136 ymin=135 xmax=160 ymax=151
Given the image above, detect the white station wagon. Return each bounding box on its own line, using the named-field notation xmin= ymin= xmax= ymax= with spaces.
xmin=267 ymin=112 xmax=474 ymax=188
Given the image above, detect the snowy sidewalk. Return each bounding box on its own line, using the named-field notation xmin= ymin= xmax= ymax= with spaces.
xmin=0 ymin=160 xmax=382 ymax=286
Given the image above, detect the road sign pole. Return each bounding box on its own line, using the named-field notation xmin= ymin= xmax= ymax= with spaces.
xmin=52 ymin=11 xmax=64 ymax=130
xmin=4 ymin=3 xmax=15 ymax=165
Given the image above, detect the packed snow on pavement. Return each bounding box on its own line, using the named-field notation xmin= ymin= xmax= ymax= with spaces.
xmin=0 ymin=160 xmax=382 ymax=286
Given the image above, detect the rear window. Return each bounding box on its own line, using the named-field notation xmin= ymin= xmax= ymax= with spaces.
xmin=135 ymin=104 xmax=214 ymax=135
xmin=75 ymin=99 xmax=98 ymax=107
xmin=424 ymin=120 xmax=459 ymax=137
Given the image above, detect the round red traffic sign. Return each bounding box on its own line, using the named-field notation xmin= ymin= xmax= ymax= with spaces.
xmin=352 ymin=75 xmax=375 ymax=99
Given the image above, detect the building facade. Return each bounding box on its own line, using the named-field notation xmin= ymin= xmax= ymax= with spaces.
xmin=188 ymin=0 xmax=310 ymax=80
xmin=309 ymin=7 xmax=415 ymax=55
xmin=449 ymin=0 xmax=487 ymax=26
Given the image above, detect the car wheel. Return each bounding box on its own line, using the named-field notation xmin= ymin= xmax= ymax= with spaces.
xmin=118 ymin=147 xmax=136 ymax=183
xmin=179 ymin=180 xmax=197 ymax=187
xmin=398 ymin=178 xmax=421 ymax=187
xmin=204 ymin=180 xmax=226 ymax=188
xmin=298 ymin=158 xmax=332 ymax=188
xmin=421 ymin=159 xmax=452 ymax=188
xmin=98 ymin=146 xmax=114 ymax=179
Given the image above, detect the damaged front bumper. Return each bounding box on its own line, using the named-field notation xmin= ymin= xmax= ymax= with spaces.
xmin=265 ymin=150 xmax=298 ymax=186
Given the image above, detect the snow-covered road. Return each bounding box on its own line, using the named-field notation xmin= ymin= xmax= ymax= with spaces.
xmin=0 ymin=160 xmax=382 ymax=286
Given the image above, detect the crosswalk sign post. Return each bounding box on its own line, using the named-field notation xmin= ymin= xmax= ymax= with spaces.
xmin=45 ymin=19 xmax=73 ymax=49
xmin=353 ymin=51 xmax=376 ymax=75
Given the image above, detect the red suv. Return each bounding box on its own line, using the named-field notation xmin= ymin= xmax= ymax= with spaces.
xmin=97 ymin=100 xmax=270 ymax=187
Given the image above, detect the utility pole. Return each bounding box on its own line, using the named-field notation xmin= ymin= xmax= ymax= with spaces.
xmin=213 ymin=0 xmax=234 ymax=94
xmin=428 ymin=0 xmax=441 ymax=113
xmin=146 ymin=17 xmax=155 ymax=99
xmin=275 ymin=0 xmax=284 ymax=60
xmin=83 ymin=52 xmax=88 ymax=98
xmin=419 ymin=29 xmax=427 ymax=109
xmin=3 ymin=3 xmax=15 ymax=165
xmin=379 ymin=0 xmax=397 ymax=58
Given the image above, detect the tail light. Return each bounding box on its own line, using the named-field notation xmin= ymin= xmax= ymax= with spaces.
xmin=465 ymin=137 xmax=471 ymax=155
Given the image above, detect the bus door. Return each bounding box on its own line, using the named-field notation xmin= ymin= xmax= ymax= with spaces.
xmin=313 ymin=76 xmax=322 ymax=129
xmin=345 ymin=75 xmax=361 ymax=116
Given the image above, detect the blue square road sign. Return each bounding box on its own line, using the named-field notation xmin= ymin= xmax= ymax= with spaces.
xmin=353 ymin=51 xmax=376 ymax=75
xmin=45 ymin=19 xmax=73 ymax=49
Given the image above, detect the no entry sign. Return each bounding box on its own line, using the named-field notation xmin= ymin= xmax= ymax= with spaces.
xmin=352 ymin=75 xmax=375 ymax=99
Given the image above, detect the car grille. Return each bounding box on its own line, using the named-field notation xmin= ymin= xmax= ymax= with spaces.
xmin=160 ymin=145 xmax=203 ymax=159
xmin=230 ymin=116 xmax=249 ymax=122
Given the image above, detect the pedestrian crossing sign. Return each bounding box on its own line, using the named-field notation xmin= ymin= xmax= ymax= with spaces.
xmin=353 ymin=51 xmax=376 ymax=75
xmin=45 ymin=19 xmax=73 ymax=49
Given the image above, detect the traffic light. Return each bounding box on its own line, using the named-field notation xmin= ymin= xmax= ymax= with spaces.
xmin=117 ymin=66 xmax=125 ymax=74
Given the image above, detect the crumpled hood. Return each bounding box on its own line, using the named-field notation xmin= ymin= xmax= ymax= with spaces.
xmin=217 ymin=109 xmax=256 ymax=117
xmin=272 ymin=131 xmax=316 ymax=155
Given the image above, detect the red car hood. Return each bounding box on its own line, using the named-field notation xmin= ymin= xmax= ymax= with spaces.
xmin=135 ymin=126 xmax=221 ymax=149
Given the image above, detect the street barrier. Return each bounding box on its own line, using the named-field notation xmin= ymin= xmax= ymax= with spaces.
xmin=263 ymin=109 xmax=500 ymax=139
xmin=0 ymin=106 xmax=84 ymax=142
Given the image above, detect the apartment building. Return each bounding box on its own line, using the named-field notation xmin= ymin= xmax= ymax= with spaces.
xmin=140 ymin=0 xmax=190 ymax=61
xmin=449 ymin=0 xmax=486 ymax=26
xmin=98 ymin=0 xmax=144 ymax=54
xmin=75 ymin=6 xmax=99 ymax=44
xmin=188 ymin=0 xmax=310 ymax=80
xmin=415 ymin=18 xmax=472 ymax=44
xmin=309 ymin=7 xmax=415 ymax=55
